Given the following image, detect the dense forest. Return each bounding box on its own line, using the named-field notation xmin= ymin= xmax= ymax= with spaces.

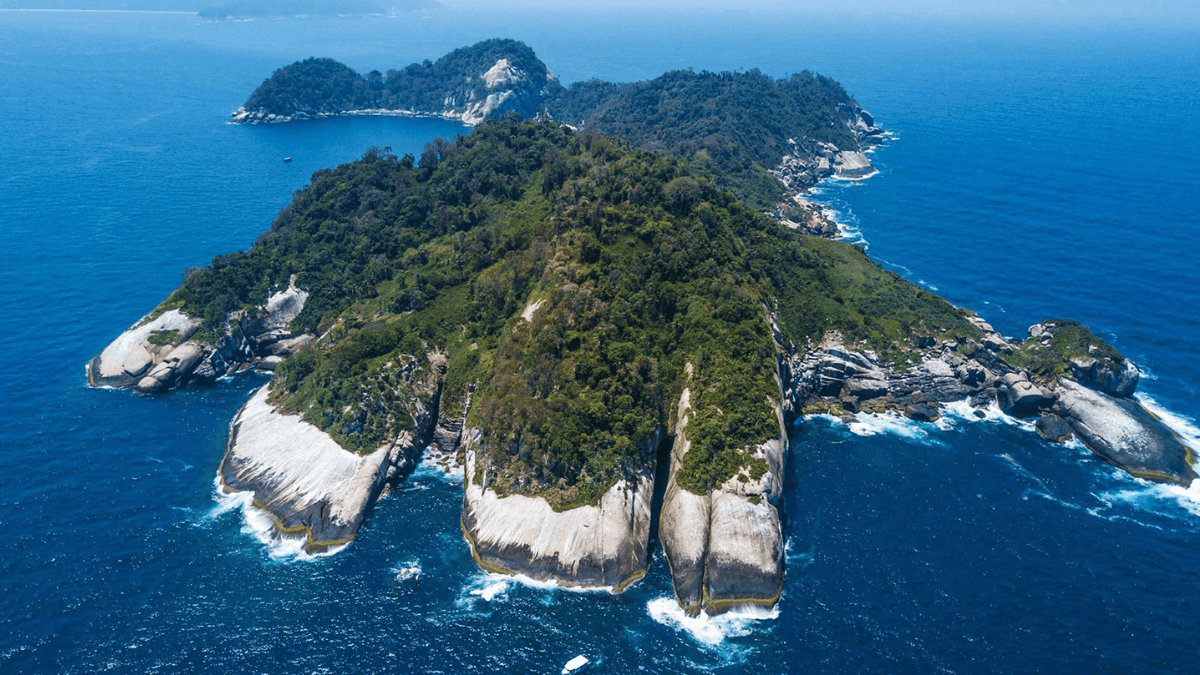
xmin=242 ymin=39 xmax=551 ymax=118
xmin=163 ymin=119 xmax=975 ymax=509
xmin=239 ymin=40 xmax=872 ymax=209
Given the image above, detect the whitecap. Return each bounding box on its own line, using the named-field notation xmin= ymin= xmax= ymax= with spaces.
xmin=393 ymin=560 xmax=422 ymax=582
xmin=646 ymin=597 xmax=778 ymax=647
xmin=936 ymin=399 xmax=1035 ymax=431
xmin=208 ymin=474 xmax=346 ymax=561
xmin=846 ymin=411 xmax=931 ymax=441
xmin=412 ymin=447 xmax=464 ymax=484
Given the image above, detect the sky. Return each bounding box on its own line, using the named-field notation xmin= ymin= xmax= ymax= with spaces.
xmin=1 ymin=0 xmax=1198 ymax=25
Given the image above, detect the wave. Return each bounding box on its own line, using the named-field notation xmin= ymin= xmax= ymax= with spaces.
xmin=393 ymin=560 xmax=422 ymax=583
xmin=646 ymin=597 xmax=778 ymax=647
xmin=412 ymin=448 xmax=463 ymax=484
xmin=207 ymin=474 xmax=346 ymax=561
xmin=843 ymin=411 xmax=935 ymax=442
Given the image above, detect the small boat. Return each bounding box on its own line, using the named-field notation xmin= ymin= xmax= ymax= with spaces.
xmin=561 ymin=655 xmax=590 ymax=674
xmin=283 ymin=157 xmax=292 ymax=162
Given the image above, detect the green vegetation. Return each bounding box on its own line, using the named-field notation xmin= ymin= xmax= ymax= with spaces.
xmin=173 ymin=119 xmax=971 ymax=507
xmin=545 ymin=69 xmax=864 ymax=209
xmin=242 ymin=40 xmax=869 ymax=211
xmin=146 ymin=329 xmax=180 ymax=346
xmin=244 ymin=39 xmax=550 ymax=119
xmin=1003 ymin=320 xmax=1125 ymax=385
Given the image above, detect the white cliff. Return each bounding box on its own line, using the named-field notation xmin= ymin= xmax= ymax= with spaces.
xmin=220 ymin=384 xmax=404 ymax=550
xmin=460 ymin=428 xmax=655 ymax=591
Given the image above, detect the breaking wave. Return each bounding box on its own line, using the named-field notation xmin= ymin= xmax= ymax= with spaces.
xmin=646 ymin=597 xmax=778 ymax=647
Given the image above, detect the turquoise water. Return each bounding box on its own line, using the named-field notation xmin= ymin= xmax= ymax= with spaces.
xmin=2 ymin=9 xmax=1199 ymax=673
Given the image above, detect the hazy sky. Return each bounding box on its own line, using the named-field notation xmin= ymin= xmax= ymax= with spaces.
xmin=1 ymin=0 xmax=1198 ymax=24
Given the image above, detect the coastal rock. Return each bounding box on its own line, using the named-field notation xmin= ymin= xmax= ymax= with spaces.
xmin=997 ymin=373 xmax=1054 ymax=417
xmin=833 ymin=150 xmax=875 ymax=179
xmin=1054 ymin=379 xmax=1196 ymax=485
xmin=89 ymin=308 xmax=202 ymax=388
xmin=904 ymin=402 xmax=941 ymax=422
xmin=659 ymin=386 xmax=786 ymax=616
xmin=1036 ymin=413 xmax=1074 ymax=442
xmin=220 ymin=385 xmax=406 ymax=550
xmin=460 ymin=429 xmax=655 ymax=590
xmin=134 ymin=341 xmax=206 ymax=393
xmin=1070 ymin=357 xmax=1139 ymax=398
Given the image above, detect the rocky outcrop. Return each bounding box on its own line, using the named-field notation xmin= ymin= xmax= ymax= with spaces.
xmin=88 ymin=309 xmax=203 ymax=389
xmin=460 ymin=428 xmax=657 ymax=590
xmin=1053 ymin=380 xmax=1196 ymax=485
xmin=770 ymin=108 xmax=886 ymax=196
xmin=782 ymin=323 xmax=1196 ymax=490
xmin=659 ymin=382 xmax=787 ymax=616
xmin=89 ymin=282 xmax=314 ymax=393
xmin=1069 ymin=356 xmax=1140 ymax=398
xmin=220 ymin=354 xmax=443 ymax=551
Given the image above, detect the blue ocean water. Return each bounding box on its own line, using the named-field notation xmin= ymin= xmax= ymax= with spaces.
xmin=1 ymin=9 xmax=1199 ymax=674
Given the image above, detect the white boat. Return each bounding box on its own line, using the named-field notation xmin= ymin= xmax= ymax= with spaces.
xmin=561 ymin=655 xmax=590 ymax=674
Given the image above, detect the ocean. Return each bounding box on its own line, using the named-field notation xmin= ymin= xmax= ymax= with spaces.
xmin=1 ymin=8 xmax=1199 ymax=673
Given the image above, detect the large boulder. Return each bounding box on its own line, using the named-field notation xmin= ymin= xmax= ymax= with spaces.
xmin=1054 ymin=380 xmax=1196 ymax=485
xmin=1070 ymin=357 xmax=1139 ymax=398
xmin=998 ymin=373 xmax=1055 ymax=417
xmin=89 ymin=308 xmax=202 ymax=388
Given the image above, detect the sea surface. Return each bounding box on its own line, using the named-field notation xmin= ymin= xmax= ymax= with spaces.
xmin=2 ymin=8 xmax=1199 ymax=674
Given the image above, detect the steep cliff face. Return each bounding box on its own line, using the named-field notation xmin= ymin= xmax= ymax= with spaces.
xmin=220 ymin=353 xmax=443 ymax=551
xmin=659 ymin=364 xmax=787 ymax=616
xmin=460 ymin=428 xmax=657 ymax=590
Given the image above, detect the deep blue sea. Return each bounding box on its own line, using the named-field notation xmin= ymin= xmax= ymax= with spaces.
xmin=2 ymin=8 xmax=1199 ymax=674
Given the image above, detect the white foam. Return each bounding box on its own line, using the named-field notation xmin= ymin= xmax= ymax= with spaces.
xmin=209 ymin=475 xmax=346 ymax=561
xmin=393 ymin=560 xmax=422 ymax=582
xmin=937 ymin=399 xmax=1035 ymax=431
xmin=413 ymin=448 xmax=463 ymax=484
xmin=846 ymin=411 xmax=931 ymax=441
xmin=646 ymin=597 xmax=778 ymax=647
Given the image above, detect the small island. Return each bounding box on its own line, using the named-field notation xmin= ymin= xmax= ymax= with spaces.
xmin=92 ymin=40 xmax=1195 ymax=618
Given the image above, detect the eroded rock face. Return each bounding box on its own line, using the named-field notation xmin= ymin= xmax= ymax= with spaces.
xmin=1070 ymin=357 xmax=1140 ymax=398
xmin=460 ymin=428 xmax=656 ymax=590
xmin=658 ymin=387 xmax=786 ymax=616
xmin=91 ymin=284 xmax=314 ymax=392
xmin=220 ymin=385 xmax=401 ymax=548
xmin=1054 ymin=379 xmax=1196 ymax=485
xmin=89 ymin=309 xmax=202 ymax=388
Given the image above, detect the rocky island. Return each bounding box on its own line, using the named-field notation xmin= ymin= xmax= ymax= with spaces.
xmin=92 ymin=42 xmax=1195 ymax=617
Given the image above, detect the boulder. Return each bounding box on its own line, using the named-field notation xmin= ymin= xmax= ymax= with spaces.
xmin=1069 ymin=357 xmax=1139 ymax=398
xmin=1054 ymin=379 xmax=1196 ymax=485
xmin=133 ymin=341 xmax=207 ymax=393
xmin=998 ymin=373 xmax=1055 ymax=417
xmin=904 ymin=403 xmax=941 ymax=422
xmin=89 ymin=308 xmax=202 ymax=388
xmin=833 ymin=150 xmax=875 ymax=179
xmin=1036 ymin=414 xmax=1074 ymax=443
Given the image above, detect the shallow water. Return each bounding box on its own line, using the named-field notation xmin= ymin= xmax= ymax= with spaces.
xmin=1 ymin=9 xmax=1199 ymax=674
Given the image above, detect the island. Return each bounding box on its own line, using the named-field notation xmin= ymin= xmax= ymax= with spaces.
xmin=92 ymin=41 xmax=1196 ymax=618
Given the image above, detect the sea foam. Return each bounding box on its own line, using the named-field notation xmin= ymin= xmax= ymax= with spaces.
xmin=646 ymin=597 xmax=778 ymax=647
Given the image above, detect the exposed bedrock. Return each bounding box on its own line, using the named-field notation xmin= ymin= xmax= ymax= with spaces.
xmin=221 ymin=366 xmax=441 ymax=551
xmin=1054 ymin=380 xmax=1196 ymax=485
xmin=88 ymin=309 xmax=202 ymax=389
xmin=460 ymin=428 xmax=658 ymax=590
xmin=659 ymin=386 xmax=787 ymax=616
xmin=89 ymin=281 xmax=313 ymax=392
